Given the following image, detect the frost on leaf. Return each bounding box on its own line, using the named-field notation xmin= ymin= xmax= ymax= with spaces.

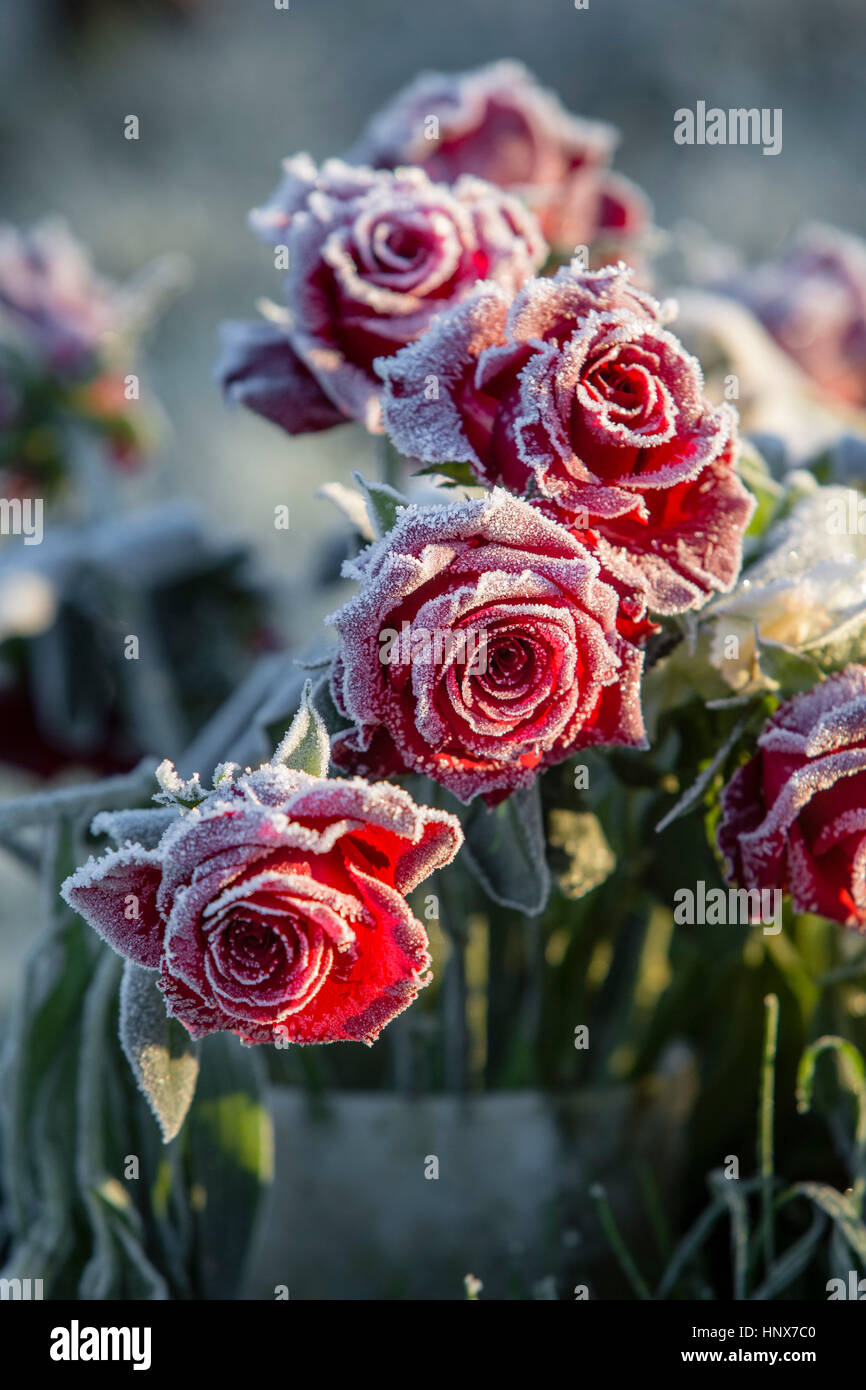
xmin=119 ymin=960 xmax=200 ymax=1143
xmin=272 ymin=679 xmax=331 ymax=778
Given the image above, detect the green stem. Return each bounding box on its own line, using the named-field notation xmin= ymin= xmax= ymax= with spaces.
xmin=590 ymin=1183 xmax=652 ymax=1300
xmin=758 ymin=993 xmax=780 ymax=1276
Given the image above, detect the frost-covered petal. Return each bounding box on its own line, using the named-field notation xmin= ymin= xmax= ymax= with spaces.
xmin=62 ymin=744 xmax=462 ymax=1046
xmin=328 ymin=487 xmax=649 ymax=803
xmin=216 ymin=319 xmax=347 ymax=434
xmin=346 ymin=60 xmax=649 ymax=253
xmin=718 ymin=666 xmax=866 ymax=929
xmin=61 ymin=845 xmax=164 ymax=968
xmin=220 ymin=153 xmax=546 ymax=438
xmin=379 ymin=260 xmax=748 ymax=617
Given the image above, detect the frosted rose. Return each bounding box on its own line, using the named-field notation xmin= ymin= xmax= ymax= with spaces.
xmin=722 ymin=224 xmax=866 ymax=409
xmin=61 ymin=763 xmax=462 ymax=1045
xmin=718 ymin=666 xmax=866 ymax=928
xmin=217 ymin=156 xmax=546 ymax=435
xmin=327 ymin=488 xmax=652 ymax=805
xmin=348 ymin=59 xmax=650 ymax=255
xmin=379 ymin=261 xmax=753 ymax=615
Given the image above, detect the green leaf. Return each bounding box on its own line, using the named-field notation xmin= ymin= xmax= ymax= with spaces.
xmin=738 ymin=439 xmax=785 ymax=540
xmin=460 ymin=782 xmax=550 ymax=914
xmin=118 ymin=962 xmax=201 ymax=1144
xmin=414 ymin=460 xmax=479 ymax=489
xmin=79 ymin=951 xmax=170 ymax=1297
xmin=185 ymin=1032 xmax=273 ymax=1298
xmin=796 ymin=1035 xmax=866 ymax=1178
xmin=271 ymin=678 xmax=330 ymax=778
xmin=655 ymin=1177 xmax=762 ymax=1298
xmin=708 ymin=1171 xmax=750 ymax=1299
xmin=351 ymin=470 xmax=408 ymax=537
xmin=787 ymin=1182 xmax=866 ymax=1267
xmin=754 ymin=634 xmax=824 ymax=693
xmin=750 ymin=1208 xmax=827 ymax=1300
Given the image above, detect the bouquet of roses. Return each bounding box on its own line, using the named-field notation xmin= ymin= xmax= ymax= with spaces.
xmin=3 ymin=61 xmax=866 ymax=1302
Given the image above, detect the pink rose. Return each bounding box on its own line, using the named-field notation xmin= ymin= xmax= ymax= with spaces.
xmin=348 ymin=60 xmax=651 ymax=255
xmin=61 ymin=763 xmax=462 ymax=1044
xmin=327 ymin=488 xmax=653 ymax=805
xmin=718 ymin=666 xmax=866 ymax=929
xmin=217 ymin=155 xmax=546 ymax=435
xmin=0 ymin=219 xmax=119 ymax=373
xmin=378 ymin=261 xmax=753 ymax=615
xmin=722 ymin=223 xmax=866 ymax=409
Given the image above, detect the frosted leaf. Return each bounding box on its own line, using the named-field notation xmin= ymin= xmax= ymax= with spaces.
xmin=460 ymin=782 xmax=550 ymax=912
xmin=271 ymin=679 xmax=331 ymax=778
xmin=90 ymin=806 xmax=180 ymax=852
xmin=119 ymin=961 xmax=200 ymax=1143
xmin=154 ymin=760 xmax=209 ymax=811
xmin=351 ymin=471 xmax=409 ymax=539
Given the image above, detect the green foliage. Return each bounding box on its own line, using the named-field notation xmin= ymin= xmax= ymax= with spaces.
xmin=0 ymin=784 xmax=272 ymax=1300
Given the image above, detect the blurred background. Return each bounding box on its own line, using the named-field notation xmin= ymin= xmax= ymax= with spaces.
xmin=1 ymin=0 xmax=863 ymax=572
xmin=1 ymin=0 xmax=865 ymax=1300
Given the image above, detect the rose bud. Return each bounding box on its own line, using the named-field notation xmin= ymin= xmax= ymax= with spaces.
xmin=216 ymin=155 xmax=546 ymax=435
xmin=327 ymin=488 xmax=654 ymax=805
xmin=61 ymin=758 xmax=462 ymax=1045
xmin=347 ymin=59 xmax=651 ymax=256
xmin=378 ymin=260 xmax=754 ymax=615
xmin=718 ymin=665 xmax=866 ymax=928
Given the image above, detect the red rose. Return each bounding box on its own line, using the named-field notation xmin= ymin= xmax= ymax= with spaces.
xmin=61 ymin=763 xmax=462 ymax=1044
xmin=718 ymin=666 xmax=866 ymax=928
xmin=327 ymin=488 xmax=653 ymax=805
xmin=379 ymin=261 xmax=754 ymax=614
xmin=217 ymin=155 xmax=545 ymax=435
xmin=348 ymin=59 xmax=651 ymax=256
